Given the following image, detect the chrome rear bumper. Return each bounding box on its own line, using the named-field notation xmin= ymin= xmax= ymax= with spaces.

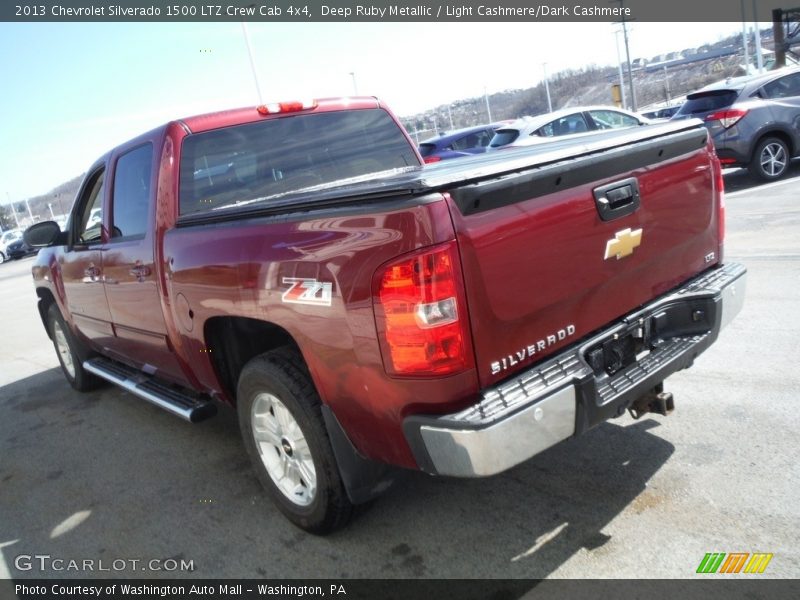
xmin=404 ymin=263 xmax=747 ymax=477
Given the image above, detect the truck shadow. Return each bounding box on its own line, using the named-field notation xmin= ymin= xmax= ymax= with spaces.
xmin=1 ymin=368 xmax=672 ymax=581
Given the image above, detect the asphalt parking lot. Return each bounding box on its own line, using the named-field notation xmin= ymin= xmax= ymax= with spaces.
xmin=0 ymin=169 xmax=798 ymax=583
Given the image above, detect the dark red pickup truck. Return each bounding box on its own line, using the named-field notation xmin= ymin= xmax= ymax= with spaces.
xmin=26 ymin=97 xmax=745 ymax=533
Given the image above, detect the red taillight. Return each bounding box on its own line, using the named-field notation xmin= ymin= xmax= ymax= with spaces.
xmin=374 ymin=242 xmax=472 ymax=377
xmin=423 ymin=156 xmax=442 ymax=164
xmin=705 ymin=108 xmax=748 ymax=129
xmin=257 ymin=100 xmax=318 ymax=115
xmin=718 ymin=157 xmax=737 ymax=165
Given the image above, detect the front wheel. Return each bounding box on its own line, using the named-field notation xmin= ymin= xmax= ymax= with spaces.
xmin=237 ymin=349 xmax=353 ymax=534
xmin=47 ymin=304 xmax=103 ymax=392
xmin=749 ymin=137 xmax=790 ymax=181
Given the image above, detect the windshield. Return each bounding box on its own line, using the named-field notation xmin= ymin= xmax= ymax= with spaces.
xmin=179 ymin=108 xmax=419 ymax=216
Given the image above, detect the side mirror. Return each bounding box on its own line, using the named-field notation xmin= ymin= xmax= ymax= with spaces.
xmin=24 ymin=221 xmax=64 ymax=248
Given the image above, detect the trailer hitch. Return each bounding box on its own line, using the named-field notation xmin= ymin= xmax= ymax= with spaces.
xmin=628 ymin=386 xmax=675 ymax=420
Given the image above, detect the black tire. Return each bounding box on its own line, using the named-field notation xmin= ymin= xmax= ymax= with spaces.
xmin=237 ymin=349 xmax=353 ymax=534
xmin=749 ymin=136 xmax=790 ymax=181
xmin=47 ymin=303 xmax=103 ymax=392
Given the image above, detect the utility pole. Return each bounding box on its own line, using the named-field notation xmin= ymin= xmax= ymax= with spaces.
xmin=484 ymin=87 xmax=492 ymax=122
xmin=773 ymin=9 xmax=786 ymax=69
xmin=446 ymin=104 xmax=454 ymax=129
xmin=349 ymin=71 xmax=358 ymax=95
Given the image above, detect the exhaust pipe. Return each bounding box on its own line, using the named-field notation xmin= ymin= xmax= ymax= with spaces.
xmin=628 ymin=386 xmax=674 ymax=420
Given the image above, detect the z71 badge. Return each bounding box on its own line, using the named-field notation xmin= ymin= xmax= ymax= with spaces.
xmin=281 ymin=278 xmax=333 ymax=306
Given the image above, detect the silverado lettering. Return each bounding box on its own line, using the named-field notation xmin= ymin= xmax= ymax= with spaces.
xmin=25 ymin=97 xmax=746 ymax=533
xmin=491 ymin=324 xmax=577 ymax=375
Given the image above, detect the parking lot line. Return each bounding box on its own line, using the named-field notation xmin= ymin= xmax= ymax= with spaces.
xmin=726 ymin=173 xmax=800 ymax=198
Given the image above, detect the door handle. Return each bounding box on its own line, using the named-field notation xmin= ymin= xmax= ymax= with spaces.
xmin=593 ymin=177 xmax=640 ymax=221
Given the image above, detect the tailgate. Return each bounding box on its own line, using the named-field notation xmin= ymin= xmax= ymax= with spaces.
xmin=444 ymin=127 xmax=722 ymax=388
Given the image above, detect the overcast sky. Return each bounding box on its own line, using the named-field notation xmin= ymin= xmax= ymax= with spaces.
xmin=0 ymin=20 xmax=751 ymax=203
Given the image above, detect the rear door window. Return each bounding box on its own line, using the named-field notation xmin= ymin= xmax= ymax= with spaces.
xmin=179 ymin=108 xmax=418 ymax=216
xmin=538 ymin=113 xmax=590 ymax=137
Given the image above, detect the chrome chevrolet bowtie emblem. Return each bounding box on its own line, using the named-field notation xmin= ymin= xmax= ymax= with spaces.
xmin=604 ymin=228 xmax=642 ymax=260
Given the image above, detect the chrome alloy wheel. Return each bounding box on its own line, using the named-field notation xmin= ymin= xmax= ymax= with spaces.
xmin=251 ymin=393 xmax=317 ymax=506
xmin=760 ymin=142 xmax=787 ymax=178
xmin=53 ymin=319 xmax=76 ymax=379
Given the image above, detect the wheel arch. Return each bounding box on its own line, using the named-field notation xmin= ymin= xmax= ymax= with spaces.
xmin=36 ymin=287 xmax=58 ymax=339
xmin=203 ymin=316 xmax=304 ymax=405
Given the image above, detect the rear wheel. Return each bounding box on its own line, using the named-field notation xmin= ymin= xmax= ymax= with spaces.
xmin=47 ymin=304 xmax=103 ymax=392
xmin=749 ymin=137 xmax=790 ymax=181
xmin=237 ymin=349 xmax=352 ymax=534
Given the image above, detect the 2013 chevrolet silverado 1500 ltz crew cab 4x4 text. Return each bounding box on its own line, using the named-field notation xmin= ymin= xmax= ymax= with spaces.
xmin=25 ymin=97 xmax=745 ymax=533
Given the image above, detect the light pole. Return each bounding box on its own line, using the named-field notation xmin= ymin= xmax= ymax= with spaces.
xmin=446 ymin=104 xmax=454 ymax=130
xmin=542 ymin=63 xmax=552 ymax=112
xmin=611 ymin=0 xmax=636 ymax=111
xmin=613 ymin=29 xmax=627 ymax=110
xmin=752 ymin=0 xmax=764 ymax=72
xmin=7 ymin=193 xmax=21 ymax=229
xmin=484 ymin=87 xmax=492 ymax=122
xmin=349 ymin=72 xmax=358 ymax=95
xmin=740 ymin=0 xmax=750 ymax=74
xmin=620 ymin=11 xmax=636 ymax=111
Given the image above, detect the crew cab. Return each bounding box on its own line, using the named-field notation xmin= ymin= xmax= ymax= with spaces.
xmin=26 ymin=97 xmax=746 ymax=533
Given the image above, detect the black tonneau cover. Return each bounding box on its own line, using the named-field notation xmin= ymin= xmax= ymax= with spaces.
xmin=176 ymin=119 xmax=705 ymax=226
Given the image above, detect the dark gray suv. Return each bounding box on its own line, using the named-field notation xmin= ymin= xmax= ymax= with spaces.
xmin=672 ymin=67 xmax=800 ymax=180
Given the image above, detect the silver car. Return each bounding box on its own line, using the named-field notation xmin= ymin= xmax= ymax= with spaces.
xmin=672 ymin=67 xmax=800 ymax=180
xmin=487 ymin=106 xmax=650 ymax=151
